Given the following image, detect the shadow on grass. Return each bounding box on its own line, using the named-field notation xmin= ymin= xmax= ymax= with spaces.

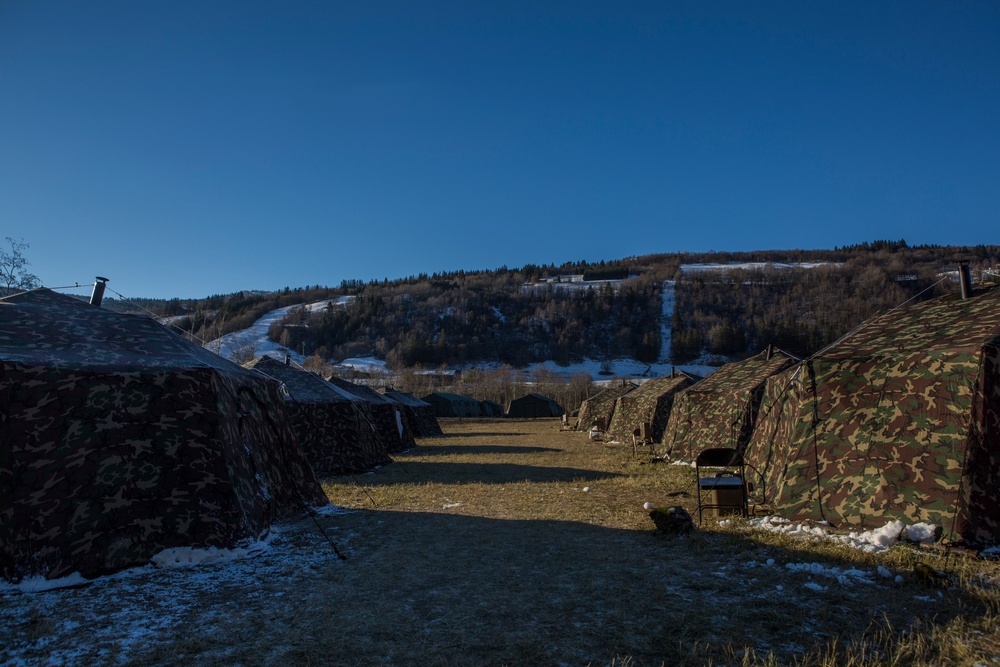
xmin=358 ymin=461 xmax=620 ymax=485
xmin=433 ymin=431 xmax=528 ymax=439
xmin=405 ymin=445 xmax=562 ymax=456
xmin=289 ymin=510 xmax=987 ymax=667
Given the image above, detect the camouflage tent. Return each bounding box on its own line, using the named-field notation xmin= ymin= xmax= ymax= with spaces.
xmin=479 ymin=399 xmax=506 ymax=418
xmin=244 ymin=356 xmax=391 ymax=477
xmin=744 ymin=285 xmax=1000 ymax=544
xmin=0 ymin=290 xmax=327 ymax=582
xmin=606 ymin=374 xmax=696 ymax=444
xmin=421 ymin=392 xmax=483 ymax=418
xmin=325 ymin=375 xmax=416 ymax=452
xmin=506 ymin=393 xmax=564 ymax=418
xmin=662 ymin=349 xmax=796 ymax=460
xmin=576 ymin=382 xmax=638 ymax=430
xmin=381 ymin=389 xmax=444 ymax=437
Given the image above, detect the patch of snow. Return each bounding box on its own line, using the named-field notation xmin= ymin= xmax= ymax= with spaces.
xmin=749 ymin=516 xmax=938 ymax=554
xmin=150 ymin=540 xmax=271 ymax=569
xmin=492 ymin=307 xmax=506 ymax=323
xmin=335 ymin=357 xmax=389 ymax=374
xmin=206 ymin=298 xmax=352 ymax=365
xmin=679 ymin=262 xmax=836 ymax=273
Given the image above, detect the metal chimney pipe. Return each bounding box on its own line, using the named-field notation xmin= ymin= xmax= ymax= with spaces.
xmin=671 ymin=366 xmax=676 ymax=378
xmin=959 ymin=262 xmax=973 ymax=299
xmin=285 ymin=354 xmax=291 ymax=366
xmin=89 ymin=276 xmax=109 ymax=307
xmin=766 ymin=344 xmax=774 ymax=360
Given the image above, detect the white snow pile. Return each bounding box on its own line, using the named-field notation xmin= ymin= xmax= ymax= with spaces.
xmin=150 ymin=540 xmax=272 ymax=569
xmin=747 ymin=516 xmax=939 ymax=554
xmin=334 ymin=356 xmax=389 ymax=374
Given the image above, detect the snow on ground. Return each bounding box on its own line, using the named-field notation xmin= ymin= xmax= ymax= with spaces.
xmin=741 ymin=516 xmax=939 ymax=555
xmin=205 ymin=297 xmax=354 ymax=365
xmin=679 ymin=262 xmax=836 ymax=273
xmin=334 ymin=357 xmax=389 ymax=374
xmin=516 ymin=358 xmax=718 ymax=382
xmin=0 ymin=507 xmax=350 ymax=666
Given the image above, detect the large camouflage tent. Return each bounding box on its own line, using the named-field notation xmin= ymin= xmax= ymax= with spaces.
xmin=744 ymin=285 xmax=1000 ymax=545
xmin=421 ymin=392 xmax=483 ymax=418
xmin=380 ymin=390 xmax=444 ymax=437
xmin=662 ymin=349 xmax=796 ymax=460
xmin=0 ymin=290 xmax=327 ymax=582
xmin=325 ymin=375 xmax=416 ymax=452
xmin=244 ymin=356 xmax=390 ymax=476
xmin=606 ymin=374 xmax=697 ymax=444
xmin=506 ymin=393 xmax=564 ymax=418
xmin=575 ymin=382 xmax=638 ymax=430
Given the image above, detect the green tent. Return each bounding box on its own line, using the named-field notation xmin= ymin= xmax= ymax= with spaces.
xmin=1 ymin=290 xmax=326 ymax=582
xmin=506 ymin=393 xmax=563 ymax=418
xmin=662 ymin=349 xmax=796 ymax=460
xmin=744 ymin=284 xmax=1000 ymax=544
xmin=381 ymin=389 xmax=443 ymax=437
xmin=325 ymin=375 xmax=417 ymax=452
xmin=421 ymin=392 xmax=483 ymax=418
xmin=576 ymin=382 xmax=638 ymax=430
xmin=606 ymin=374 xmax=697 ymax=444
xmin=245 ymin=356 xmax=391 ymax=476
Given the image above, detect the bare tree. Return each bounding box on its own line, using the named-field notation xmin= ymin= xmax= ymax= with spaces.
xmin=1 ymin=237 xmax=40 ymax=295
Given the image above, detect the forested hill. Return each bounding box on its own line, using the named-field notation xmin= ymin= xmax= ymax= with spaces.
xmin=129 ymin=242 xmax=1000 ymax=369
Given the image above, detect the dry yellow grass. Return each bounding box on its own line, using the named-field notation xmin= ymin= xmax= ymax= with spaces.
xmin=4 ymin=417 xmax=999 ymax=666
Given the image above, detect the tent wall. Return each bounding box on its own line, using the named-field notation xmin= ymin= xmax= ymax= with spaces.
xmin=0 ymin=364 xmax=324 ymax=582
xmin=506 ymin=394 xmax=563 ymax=418
xmin=662 ymin=352 xmax=794 ymax=460
xmin=382 ymin=390 xmax=444 ymax=437
xmin=576 ymin=384 xmax=635 ymax=430
xmin=606 ymin=376 xmax=692 ymax=443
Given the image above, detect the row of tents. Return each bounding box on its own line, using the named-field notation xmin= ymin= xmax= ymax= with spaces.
xmin=0 ymin=289 xmax=443 ymax=582
xmin=421 ymin=392 xmax=565 ymax=419
xmin=576 ymin=282 xmax=1000 ymax=546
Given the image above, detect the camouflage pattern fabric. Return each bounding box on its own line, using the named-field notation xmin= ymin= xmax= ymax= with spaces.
xmin=606 ymin=375 xmax=695 ymax=443
xmin=421 ymin=392 xmax=483 ymax=418
xmin=381 ymin=390 xmax=444 ymax=437
xmin=506 ymin=393 xmax=564 ymax=418
xmin=0 ymin=290 xmax=327 ymax=583
xmin=744 ymin=286 xmax=1000 ymax=544
xmin=245 ymin=357 xmax=392 ymax=475
xmin=662 ymin=350 xmax=795 ymax=460
xmin=325 ymin=375 xmax=416 ymax=453
xmin=575 ymin=383 xmax=638 ymax=430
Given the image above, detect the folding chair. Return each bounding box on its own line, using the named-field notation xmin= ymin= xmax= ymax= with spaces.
xmin=631 ymin=422 xmax=655 ymax=458
xmin=694 ymin=448 xmax=748 ymax=524
xmin=589 ymin=417 xmax=607 ymax=441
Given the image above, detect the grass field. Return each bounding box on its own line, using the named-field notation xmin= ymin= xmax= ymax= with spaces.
xmin=3 ymin=418 xmax=999 ymax=665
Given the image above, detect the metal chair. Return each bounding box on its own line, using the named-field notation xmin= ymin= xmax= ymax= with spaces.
xmin=695 ymin=448 xmax=748 ymax=524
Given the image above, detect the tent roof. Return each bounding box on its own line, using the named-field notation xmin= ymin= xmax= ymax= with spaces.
xmin=245 ymin=355 xmax=360 ymax=404
xmin=326 ymin=375 xmax=395 ymax=404
xmin=817 ymin=285 xmax=1000 ymax=360
xmin=1 ymin=289 xmax=246 ymax=377
xmin=424 ymin=392 xmax=480 ymax=404
xmin=382 ymin=389 xmax=432 ymax=408
xmin=682 ymin=349 xmax=795 ymax=395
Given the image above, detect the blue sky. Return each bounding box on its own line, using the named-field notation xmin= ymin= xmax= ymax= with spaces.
xmin=2 ymin=1 xmax=998 ymax=298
